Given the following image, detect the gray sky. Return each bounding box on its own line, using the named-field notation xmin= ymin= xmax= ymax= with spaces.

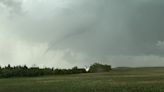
xmin=0 ymin=0 xmax=164 ymax=68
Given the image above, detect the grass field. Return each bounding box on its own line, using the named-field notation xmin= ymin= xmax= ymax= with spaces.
xmin=0 ymin=67 xmax=164 ymax=92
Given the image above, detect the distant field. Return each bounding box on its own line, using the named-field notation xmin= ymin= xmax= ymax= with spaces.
xmin=1 ymin=67 xmax=164 ymax=92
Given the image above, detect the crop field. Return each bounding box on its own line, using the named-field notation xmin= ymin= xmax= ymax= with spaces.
xmin=0 ymin=67 xmax=164 ymax=92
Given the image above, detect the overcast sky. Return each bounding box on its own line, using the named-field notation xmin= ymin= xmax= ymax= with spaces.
xmin=0 ymin=0 xmax=164 ymax=68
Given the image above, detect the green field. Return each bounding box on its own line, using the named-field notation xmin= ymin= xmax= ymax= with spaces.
xmin=0 ymin=67 xmax=164 ymax=92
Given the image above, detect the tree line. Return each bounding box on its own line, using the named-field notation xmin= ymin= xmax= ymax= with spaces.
xmin=0 ymin=63 xmax=111 ymax=78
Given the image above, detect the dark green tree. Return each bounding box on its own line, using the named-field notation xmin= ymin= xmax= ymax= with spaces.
xmin=89 ymin=63 xmax=111 ymax=73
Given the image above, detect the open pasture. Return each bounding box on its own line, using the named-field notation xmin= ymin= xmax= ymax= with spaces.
xmin=0 ymin=67 xmax=164 ymax=92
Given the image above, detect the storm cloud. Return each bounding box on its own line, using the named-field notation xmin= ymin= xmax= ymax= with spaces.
xmin=0 ymin=0 xmax=164 ymax=68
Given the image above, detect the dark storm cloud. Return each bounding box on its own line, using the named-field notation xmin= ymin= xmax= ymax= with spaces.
xmin=128 ymin=1 xmax=164 ymax=55
xmin=49 ymin=0 xmax=164 ymax=56
xmin=11 ymin=0 xmax=164 ymax=54
xmin=1 ymin=0 xmax=164 ymax=67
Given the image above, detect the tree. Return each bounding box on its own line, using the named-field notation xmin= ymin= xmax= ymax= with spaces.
xmin=89 ymin=63 xmax=111 ymax=73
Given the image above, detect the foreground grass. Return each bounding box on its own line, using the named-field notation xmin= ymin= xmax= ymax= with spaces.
xmin=0 ymin=67 xmax=164 ymax=92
